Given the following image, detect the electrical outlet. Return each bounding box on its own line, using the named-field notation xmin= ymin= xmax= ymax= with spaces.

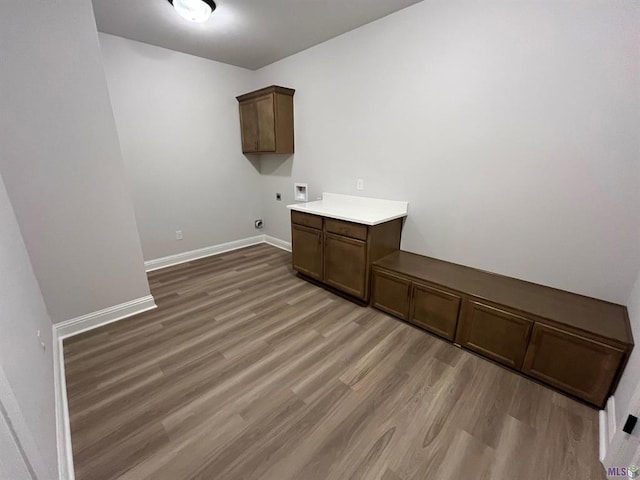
xmin=356 ymin=179 xmax=364 ymax=191
xmin=176 ymin=230 xmax=183 ymax=240
xmin=276 ymin=193 xmax=282 ymax=201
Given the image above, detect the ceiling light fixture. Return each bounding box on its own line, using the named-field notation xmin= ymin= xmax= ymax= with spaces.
xmin=168 ymin=0 xmax=216 ymax=23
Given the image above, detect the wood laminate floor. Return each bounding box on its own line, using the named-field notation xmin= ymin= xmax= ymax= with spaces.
xmin=64 ymin=244 xmax=606 ymax=480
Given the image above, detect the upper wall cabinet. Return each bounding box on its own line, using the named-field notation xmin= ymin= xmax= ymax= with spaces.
xmin=236 ymin=86 xmax=295 ymax=154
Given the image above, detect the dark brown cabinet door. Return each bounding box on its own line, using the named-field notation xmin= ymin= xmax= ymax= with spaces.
xmin=371 ymin=269 xmax=411 ymax=320
xmin=255 ymin=94 xmax=276 ymax=151
xmin=324 ymin=233 xmax=367 ymax=299
xmin=238 ymin=94 xmax=275 ymax=153
xmin=456 ymin=300 xmax=533 ymax=369
xmin=409 ymin=282 xmax=461 ymax=341
xmin=291 ymin=224 xmax=323 ymax=281
xmin=522 ymin=323 xmax=625 ymax=407
xmin=239 ymin=101 xmax=259 ymax=153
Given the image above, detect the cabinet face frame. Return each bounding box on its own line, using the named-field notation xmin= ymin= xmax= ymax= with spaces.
xmin=291 ymin=224 xmax=323 ymax=281
xmin=371 ymin=269 xmax=411 ymax=320
xmin=456 ymin=299 xmax=534 ymax=369
xmin=409 ymin=281 xmax=461 ymax=341
xmin=522 ymin=322 xmax=626 ymax=407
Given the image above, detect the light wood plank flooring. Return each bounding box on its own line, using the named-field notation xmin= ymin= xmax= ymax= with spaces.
xmin=64 ymin=244 xmax=606 ymax=480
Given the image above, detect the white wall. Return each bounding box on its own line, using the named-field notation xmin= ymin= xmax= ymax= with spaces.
xmin=98 ymin=33 xmax=263 ymax=262
xmin=255 ymin=0 xmax=640 ymax=304
xmin=0 ymin=408 xmax=31 ymax=480
xmin=0 ymin=0 xmax=151 ymax=323
xmin=0 ymin=171 xmax=57 ymax=479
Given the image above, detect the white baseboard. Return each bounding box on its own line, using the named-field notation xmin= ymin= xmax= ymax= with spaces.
xmin=264 ymin=235 xmax=292 ymax=252
xmin=606 ymin=395 xmax=617 ymax=444
xmin=144 ymin=235 xmax=291 ymax=272
xmin=599 ymin=395 xmax=616 ymax=462
xmin=599 ymin=409 xmax=608 ymax=462
xmin=53 ymin=335 xmax=73 ymax=480
xmin=54 ymin=295 xmax=157 ymax=340
xmin=53 ymin=294 xmax=157 ymax=480
xmin=144 ymin=235 xmax=266 ymax=272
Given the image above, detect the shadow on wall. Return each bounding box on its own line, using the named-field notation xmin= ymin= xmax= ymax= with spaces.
xmin=258 ymin=154 xmax=293 ymax=176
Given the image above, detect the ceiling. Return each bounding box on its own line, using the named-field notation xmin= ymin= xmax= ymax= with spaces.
xmin=92 ymin=0 xmax=423 ymax=70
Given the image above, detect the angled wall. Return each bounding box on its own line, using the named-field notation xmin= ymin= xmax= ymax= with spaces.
xmin=0 ymin=170 xmax=57 ymax=479
xmin=0 ymin=0 xmax=151 ymax=323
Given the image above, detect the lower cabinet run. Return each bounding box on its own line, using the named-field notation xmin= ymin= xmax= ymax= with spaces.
xmin=371 ymin=251 xmax=634 ymax=408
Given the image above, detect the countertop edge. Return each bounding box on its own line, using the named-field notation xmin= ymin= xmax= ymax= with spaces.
xmin=287 ymin=204 xmax=407 ymax=226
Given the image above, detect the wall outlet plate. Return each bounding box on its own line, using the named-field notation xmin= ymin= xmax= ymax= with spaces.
xmin=623 ymin=414 xmax=638 ymax=434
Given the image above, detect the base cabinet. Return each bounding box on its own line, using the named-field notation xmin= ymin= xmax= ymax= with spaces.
xmin=370 ymin=252 xmax=631 ymax=408
xmin=290 ymin=212 xmax=403 ymax=301
xmin=456 ymin=300 xmax=533 ymax=369
xmin=522 ymin=323 xmax=626 ymax=407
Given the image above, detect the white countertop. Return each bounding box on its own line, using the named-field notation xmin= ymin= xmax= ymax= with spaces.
xmin=287 ymin=193 xmax=408 ymax=226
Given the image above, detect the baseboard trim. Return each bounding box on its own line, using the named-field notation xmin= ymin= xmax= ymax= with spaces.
xmin=54 ymin=295 xmax=157 ymax=340
xmin=144 ymin=235 xmax=291 ymax=272
xmin=264 ymin=235 xmax=292 ymax=252
xmin=599 ymin=409 xmax=608 ymax=462
xmin=53 ymin=335 xmax=74 ymax=480
xmin=606 ymin=395 xmax=616 ymax=444
xmin=144 ymin=236 xmax=266 ymax=272
xmin=53 ymin=295 xmax=157 ymax=479
xmin=599 ymin=395 xmax=616 ymax=462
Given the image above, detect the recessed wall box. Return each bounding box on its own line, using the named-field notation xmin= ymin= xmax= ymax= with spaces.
xmin=294 ymin=183 xmax=308 ymax=202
